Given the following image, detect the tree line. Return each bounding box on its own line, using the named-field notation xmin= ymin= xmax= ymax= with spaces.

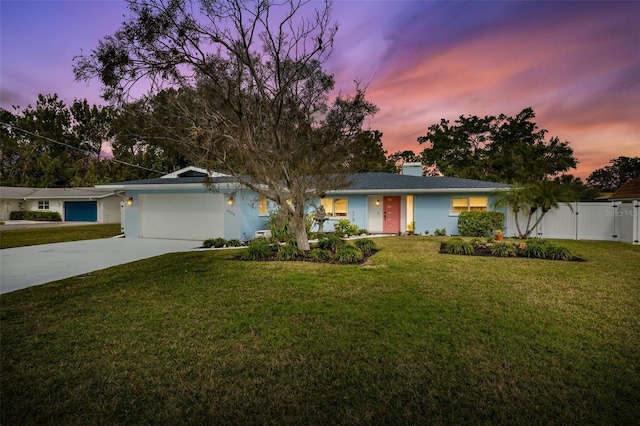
xmin=2 ymin=94 xmax=636 ymax=196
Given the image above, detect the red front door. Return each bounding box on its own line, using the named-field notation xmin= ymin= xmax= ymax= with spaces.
xmin=383 ymin=196 xmax=401 ymax=233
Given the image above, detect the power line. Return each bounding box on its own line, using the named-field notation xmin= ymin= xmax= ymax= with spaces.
xmin=0 ymin=121 xmax=166 ymax=175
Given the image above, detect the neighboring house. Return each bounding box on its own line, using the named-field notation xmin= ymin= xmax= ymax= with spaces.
xmin=609 ymin=178 xmax=640 ymax=201
xmin=98 ymin=165 xmax=510 ymax=241
xmin=0 ymin=187 xmax=123 ymax=223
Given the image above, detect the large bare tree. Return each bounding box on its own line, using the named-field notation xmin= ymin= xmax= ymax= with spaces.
xmin=74 ymin=0 xmax=377 ymax=250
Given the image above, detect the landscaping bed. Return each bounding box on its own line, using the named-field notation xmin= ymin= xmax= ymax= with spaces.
xmin=440 ymin=238 xmax=587 ymax=261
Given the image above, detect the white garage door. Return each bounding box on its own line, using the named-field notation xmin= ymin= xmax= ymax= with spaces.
xmin=140 ymin=193 xmax=224 ymax=240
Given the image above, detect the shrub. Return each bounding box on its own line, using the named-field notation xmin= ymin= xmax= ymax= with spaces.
xmin=267 ymin=209 xmax=293 ymax=242
xmin=546 ymin=244 xmax=573 ymax=261
xmin=334 ymin=218 xmax=359 ymax=237
xmin=469 ymin=238 xmax=485 ymax=246
xmin=490 ymin=242 xmax=518 ymax=257
xmin=277 ymin=243 xmax=304 ymax=261
xmin=445 ymin=237 xmax=474 ymax=255
xmin=520 ymin=239 xmax=551 ymax=259
xmin=226 ymin=239 xmax=243 ymax=247
xmin=354 ymin=238 xmax=377 ymax=255
xmin=434 ymin=228 xmax=447 ymax=236
xmin=334 ymin=244 xmax=364 ymax=264
xmin=457 ymin=211 xmax=505 ymax=237
xmin=203 ymin=237 xmax=227 ymax=248
xmin=317 ymin=234 xmax=344 ymax=253
xmin=243 ymin=238 xmax=276 ymax=260
xmin=10 ymin=210 xmax=62 ymax=221
xmin=308 ymin=248 xmax=332 ymax=262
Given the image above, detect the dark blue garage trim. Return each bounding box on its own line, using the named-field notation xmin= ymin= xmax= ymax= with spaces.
xmin=65 ymin=201 xmax=97 ymax=222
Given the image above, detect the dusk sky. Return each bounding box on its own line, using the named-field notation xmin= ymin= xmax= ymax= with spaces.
xmin=1 ymin=0 xmax=639 ymax=179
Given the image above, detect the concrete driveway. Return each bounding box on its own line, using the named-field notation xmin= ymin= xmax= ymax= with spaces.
xmin=1 ymin=238 xmax=200 ymax=294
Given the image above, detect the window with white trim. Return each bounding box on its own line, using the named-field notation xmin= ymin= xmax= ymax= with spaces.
xmin=320 ymin=198 xmax=348 ymax=217
xmin=451 ymin=197 xmax=488 ymax=214
xmin=38 ymin=201 xmax=50 ymax=210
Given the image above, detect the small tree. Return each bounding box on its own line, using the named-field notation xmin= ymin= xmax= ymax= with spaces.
xmin=493 ymin=181 xmax=576 ymax=239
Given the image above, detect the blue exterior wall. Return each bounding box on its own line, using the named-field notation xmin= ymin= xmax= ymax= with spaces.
xmin=413 ymin=192 xmax=503 ymax=235
xmin=122 ymin=185 xmax=506 ymax=240
xmin=122 ymin=190 xmax=141 ymax=238
xmin=236 ymin=189 xmax=270 ymax=240
xmin=414 ymin=193 xmax=459 ymax=235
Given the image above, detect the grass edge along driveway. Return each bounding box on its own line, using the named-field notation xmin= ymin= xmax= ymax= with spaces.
xmin=1 ymin=237 xmax=639 ymax=424
xmin=0 ymin=223 xmax=122 ymax=249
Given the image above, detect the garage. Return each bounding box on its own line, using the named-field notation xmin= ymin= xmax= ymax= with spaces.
xmin=140 ymin=193 xmax=224 ymax=240
xmin=64 ymin=201 xmax=97 ymax=222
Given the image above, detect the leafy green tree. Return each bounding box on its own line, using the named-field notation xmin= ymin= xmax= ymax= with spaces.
xmin=74 ymin=0 xmax=378 ymax=251
xmin=109 ymin=90 xmax=194 ymax=181
xmin=586 ymin=156 xmax=640 ymax=192
xmin=553 ymin=174 xmax=601 ymax=201
xmin=493 ymin=180 xmax=577 ymax=238
xmin=387 ymin=150 xmax=421 ymax=174
xmin=1 ymin=94 xmax=117 ymax=187
xmin=418 ymin=107 xmax=577 ymax=183
xmin=344 ymin=130 xmax=396 ymax=173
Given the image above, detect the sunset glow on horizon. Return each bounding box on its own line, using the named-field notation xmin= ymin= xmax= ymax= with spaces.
xmin=1 ymin=0 xmax=638 ymax=180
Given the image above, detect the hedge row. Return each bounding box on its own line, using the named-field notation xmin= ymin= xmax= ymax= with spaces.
xmin=9 ymin=211 xmax=62 ymax=221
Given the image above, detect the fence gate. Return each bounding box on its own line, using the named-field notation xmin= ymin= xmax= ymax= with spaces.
xmin=506 ymin=201 xmax=639 ymax=244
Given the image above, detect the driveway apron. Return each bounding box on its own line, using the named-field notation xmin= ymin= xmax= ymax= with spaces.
xmin=1 ymin=238 xmax=200 ymax=294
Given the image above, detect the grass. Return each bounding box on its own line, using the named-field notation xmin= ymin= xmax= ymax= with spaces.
xmin=0 ymin=224 xmax=122 ymax=249
xmin=1 ymin=237 xmax=639 ymax=424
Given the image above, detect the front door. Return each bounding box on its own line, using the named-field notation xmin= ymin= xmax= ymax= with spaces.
xmin=383 ymin=196 xmax=401 ymax=233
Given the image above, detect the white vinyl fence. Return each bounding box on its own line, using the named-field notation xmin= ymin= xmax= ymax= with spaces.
xmin=505 ymin=201 xmax=640 ymax=245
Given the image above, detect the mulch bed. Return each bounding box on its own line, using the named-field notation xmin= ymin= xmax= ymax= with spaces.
xmin=231 ymin=249 xmax=379 ymax=264
xmin=439 ymin=242 xmax=587 ymax=262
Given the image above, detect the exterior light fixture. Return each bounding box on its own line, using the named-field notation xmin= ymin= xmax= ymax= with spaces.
xmin=375 ymin=199 xmax=380 ymax=206
xmin=126 ymin=197 xmax=134 ymax=207
xmin=227 ymin=196 xmax=234 ymax=206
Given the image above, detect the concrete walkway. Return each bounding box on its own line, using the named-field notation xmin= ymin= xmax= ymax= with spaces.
xmin=0 ymin=238 xmax=200 ymax=294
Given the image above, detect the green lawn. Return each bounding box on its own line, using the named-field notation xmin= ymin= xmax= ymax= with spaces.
xmin=1 ymin=237 xmax=638 ymax=424
xmin=0 ymin=223 xmax=122 ymax=249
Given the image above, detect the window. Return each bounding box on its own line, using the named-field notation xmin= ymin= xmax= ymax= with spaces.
xmin=258 ymin=195 xmax=268 ymax=216
xmin=451 ymin=197 xmax=487 ymax=214
xmin=38 ymin=201 xmax=49 ymax=210
xmin=469 ymin=197 xmax=488 ymax=211
xmin=320 ymin=198 xmax=348 ymax=217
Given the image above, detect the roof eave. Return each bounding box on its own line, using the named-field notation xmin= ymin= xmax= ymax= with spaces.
xmin=96 ymin=182 xmax=241 ymax=191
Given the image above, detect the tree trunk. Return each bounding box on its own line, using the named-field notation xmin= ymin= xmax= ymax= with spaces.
xmin=525 ymin=210 xmax=548 ymax=239
xmin=290 ymin=215 xmax=311 ymax=251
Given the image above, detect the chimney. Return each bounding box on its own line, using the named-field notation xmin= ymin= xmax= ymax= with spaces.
xmin=402 ymin=162 xmax=422 ymax=177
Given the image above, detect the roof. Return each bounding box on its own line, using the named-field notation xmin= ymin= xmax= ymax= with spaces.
xmin=331 ymin=173 xmax=510 ymax=194
xmin=97 ymin=167 xmax=511 ymax=193
xmin=0 ymin=186 xmax=122 ymax=200
xmin=610 ymin=178 xmax=640 ymax=200
xmin=97 ymin=166 xmax=251 ymax=190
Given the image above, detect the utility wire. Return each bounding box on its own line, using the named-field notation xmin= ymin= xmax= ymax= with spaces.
xmin=0 ymin=121 xmax=167 ymax=175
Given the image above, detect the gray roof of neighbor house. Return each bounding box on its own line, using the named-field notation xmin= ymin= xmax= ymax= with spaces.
xmin=0 ymin=187 xmax=121 ymax=200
